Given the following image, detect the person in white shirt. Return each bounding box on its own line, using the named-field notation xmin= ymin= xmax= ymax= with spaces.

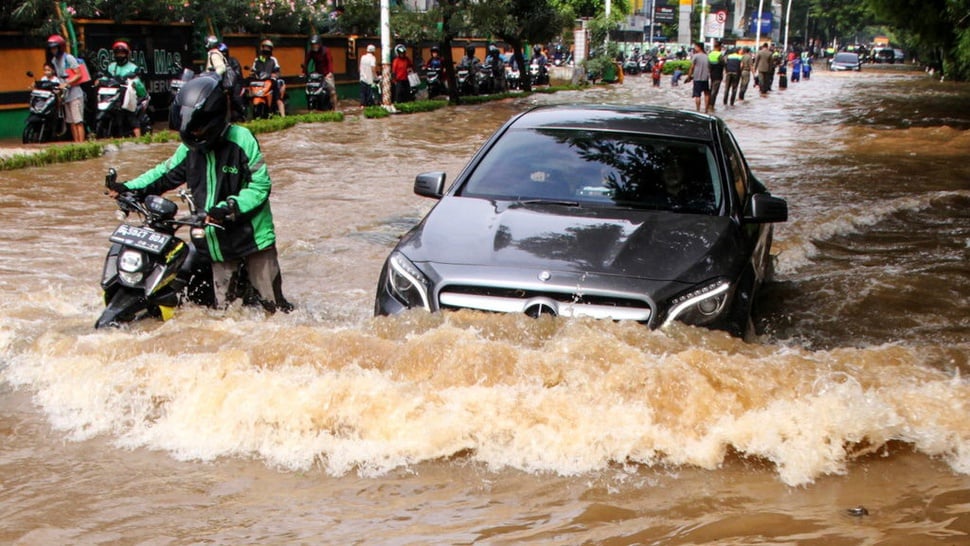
xmin=359 ymin=44 xmax=378 ymax=107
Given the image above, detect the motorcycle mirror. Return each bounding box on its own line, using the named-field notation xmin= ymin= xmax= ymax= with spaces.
xmin=26 ymin=71 xmax=34 ymax=78
xmin=105 ymin=168 xmax=118 ymax=188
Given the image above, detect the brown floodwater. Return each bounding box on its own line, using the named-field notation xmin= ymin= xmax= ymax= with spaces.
xmin=1 ymin=67 xmax=968 ymax=544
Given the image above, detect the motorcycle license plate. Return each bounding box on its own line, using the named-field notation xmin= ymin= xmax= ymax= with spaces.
xmin=109 ymin=225 xmax=172 ymax=254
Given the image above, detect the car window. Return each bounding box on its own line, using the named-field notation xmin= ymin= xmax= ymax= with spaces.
xmin=722 ymin=129 xmax=748 ymax=204
xmin=459 ymin=128 xmax=723 ymax=214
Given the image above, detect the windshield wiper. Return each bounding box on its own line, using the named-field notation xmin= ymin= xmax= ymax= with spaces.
xmin=511 ymin=199 xmax=581 ymax=207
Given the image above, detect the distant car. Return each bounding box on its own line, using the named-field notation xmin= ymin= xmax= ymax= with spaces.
xmin=873 ymin=48 xmax=895 ymax=64
xmin=829 ymin=52 xmax=862 ymax=71
xmin=893 ymin=48 xmax=905 ymax=63
xmin=374 ymin=105 xmax=789 ymax=337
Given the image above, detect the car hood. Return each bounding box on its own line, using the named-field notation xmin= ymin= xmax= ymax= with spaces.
xmin=399 ymin=197 xmax=740 ymax=283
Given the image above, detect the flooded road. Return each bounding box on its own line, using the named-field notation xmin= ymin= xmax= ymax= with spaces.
xmin=1 ymin=67 xmax=969 ymax=544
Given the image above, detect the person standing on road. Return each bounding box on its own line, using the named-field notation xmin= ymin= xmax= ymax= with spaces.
xmin=391 ymin=44 xmax=414 ymax=103
xmin=723 ymin=47 xmax=743 ymax=106
xmin=707 ymin=41 xmax=725 ymax=112
xmin=359 ymin=44 xmax=378 ymax=107
xmin=47 ymin=34 xmax=85 ymax=142
xmin=686 ymin=42 xmax=711 ymax=113
xmin=738 ymin=46 xmax=753 ymax=101
xmin=755 ymin=42 xmax=774 ymax=96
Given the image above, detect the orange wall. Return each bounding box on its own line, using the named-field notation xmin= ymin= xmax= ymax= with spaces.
xmin=6 ymin=48 xmax=49 ymax=94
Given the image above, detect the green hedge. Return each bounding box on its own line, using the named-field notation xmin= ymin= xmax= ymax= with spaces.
xmin=662 ymin=60 xmax=691 ymax=75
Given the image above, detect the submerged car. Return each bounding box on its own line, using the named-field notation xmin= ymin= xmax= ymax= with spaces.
xmin=829 ymin=52 xmax=862 ymax=71
xmin=374 ymin=105 xmax=788 ymax=337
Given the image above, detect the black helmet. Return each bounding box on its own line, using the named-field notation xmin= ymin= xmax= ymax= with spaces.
xmin=205 ymin=35 xmax=219 ymax=50
xmin=310 ymin=34 xmax=321 ymax=45
xmin=395 ymin=44 xmax=406 ymax=56
xmin=465 ymin=45 xmax=475 ymax=57
xmin=171 ymin=74 xmax=229 ymax=153
xmin=430 ymin=45 xmax=440 ymax=54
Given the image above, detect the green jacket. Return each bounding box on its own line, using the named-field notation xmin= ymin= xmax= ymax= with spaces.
xmin=124 ymin=125 xmax=277 ymax=262
xmin=107 ymin=61 xmax=147 ymax=98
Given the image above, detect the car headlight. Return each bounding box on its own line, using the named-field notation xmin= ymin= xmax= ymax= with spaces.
xmin=386 ymin=252 xmax=431 ymax=311
xmin=664 ymin=279 xmax=730 ymax=327
xmin=118 ymin=250 xmax=145 ymax=285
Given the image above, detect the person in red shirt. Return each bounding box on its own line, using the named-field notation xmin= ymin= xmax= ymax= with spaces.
xmin=302 ymin=34 xmax=337 ymax=109
xmin=391 ymin=44 xmax=414 ymax=103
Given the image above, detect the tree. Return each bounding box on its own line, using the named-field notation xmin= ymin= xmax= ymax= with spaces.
xmin=866 ymin=0 xmax=970 ymax=80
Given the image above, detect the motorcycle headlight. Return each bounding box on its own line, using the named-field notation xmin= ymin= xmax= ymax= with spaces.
xmin=118 ymin=250 xmax=146 ymax=285
xmin=385 ymin=252 xmax=431 ymax=311
xmin=664 ymin=279 xmax=731 ymax=327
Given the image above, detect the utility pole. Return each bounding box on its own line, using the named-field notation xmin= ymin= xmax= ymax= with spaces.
xmin=380 ymin=0 xmax=392 ymax=107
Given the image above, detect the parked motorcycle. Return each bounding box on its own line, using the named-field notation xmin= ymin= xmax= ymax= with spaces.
xmin=424 ymin=66 xmax=447 ymax=98
xmin=247 ymin=76 xmax=276 ymax=119
xmin=505 ymin=66 xmax=521 ymax=90
xmin=94 ymin=75 xmax=152 ymax=138
xmin=623 ymin=56 xmax=640 ymax=75
xmin=304 ymin=72 xmax=333 ymax=111
xmin=22 ymin=71 xmax=67 ymax=143
xmin=456 ymin=67 xmax=477 ymax=96
xmin=476 ymin=63 xmax=495 ymax=95
xmin=529 ymin=60 xmax=549 ymax=86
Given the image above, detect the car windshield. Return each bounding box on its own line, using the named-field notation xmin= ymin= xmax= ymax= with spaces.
xmin=834 ymin=53 xmax=858 ymax=63
xmin=459 ymin=128 xmax=723 ymax=214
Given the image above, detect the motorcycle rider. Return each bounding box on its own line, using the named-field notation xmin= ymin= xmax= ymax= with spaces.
xmin=204 ymin=35 xmax=228 ymax=77
xmin=253 ymin=39 xmax=285 ymax=117
xmin=530 ymin=44 xmax=548 ymax=84
xmin=424 ymin=45 xmax=446 ymax=97
xmin=484 ymin=44 xmax=506 ymax=93
xmin=457 ymin=45 xmax=481 ymax=94
xmin=47 ymin=34 xmax=85 ymax=142
xmin=219 ymin=42 xmax=246 ymax=121
xmin=302 ymin=34 xmax=337 ymax=109
xmin=107 ymin=40 xmax=147 ymax=137
xmin=106 ymin=74 xmax=291 ymax=313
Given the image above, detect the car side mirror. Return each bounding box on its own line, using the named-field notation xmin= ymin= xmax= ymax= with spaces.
xmin=414 ymin=172 xmax=446 ymax=199
xmin=744 ymin=193 xmax=788 ymax=223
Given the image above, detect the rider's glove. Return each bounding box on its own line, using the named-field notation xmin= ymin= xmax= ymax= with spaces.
xmin=207 ymin=204 xmax=234 ymax=224
xmin=107 ymin=180 xmax=130 ymax=194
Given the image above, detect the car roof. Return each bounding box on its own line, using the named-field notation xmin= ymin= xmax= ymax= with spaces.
xmin=507 ymin=104 xmax=717 ymax=142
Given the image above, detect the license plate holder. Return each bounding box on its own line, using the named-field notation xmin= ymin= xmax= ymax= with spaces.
xmin=109 ymin=225 xmax=171 ymax=254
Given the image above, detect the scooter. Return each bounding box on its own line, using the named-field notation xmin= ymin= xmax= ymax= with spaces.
xmin=529 ymin=60 xmax=549 ymax=86
xmin=456 ymin=67 xmax=476 ymax=96
xmin=505 ymin=65 xmax=521 ymax=90
xmin=97 ymin=169 xmax=262 ymax=329
xmin=94 ymin=75 xmax=152 ymax=138
xmin=247 ymin=76 xmax=276 ymax=119
xmin=304 ymin=71 xmax=333 ymax=111
xmin=424 ymin=66 xmax=447 ymax=98
xmin=22 ymin=71 xmax=67 ymax=143
xmin=476 ymin=63 xmax=495 ymax=95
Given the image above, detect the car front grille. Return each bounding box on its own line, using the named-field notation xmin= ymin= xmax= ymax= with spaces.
xmin=438 ymin=285 xmax=652 ymax=321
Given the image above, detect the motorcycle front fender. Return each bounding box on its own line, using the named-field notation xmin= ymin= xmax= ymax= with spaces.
xmin=95 ymin=287 xmax=147 ymax=328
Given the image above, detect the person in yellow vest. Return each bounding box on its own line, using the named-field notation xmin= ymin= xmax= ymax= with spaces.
xmin=707 ymin=41 xmax=725 ymax=112
xmin=723 ymin=47 xmax=743 ymax=106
